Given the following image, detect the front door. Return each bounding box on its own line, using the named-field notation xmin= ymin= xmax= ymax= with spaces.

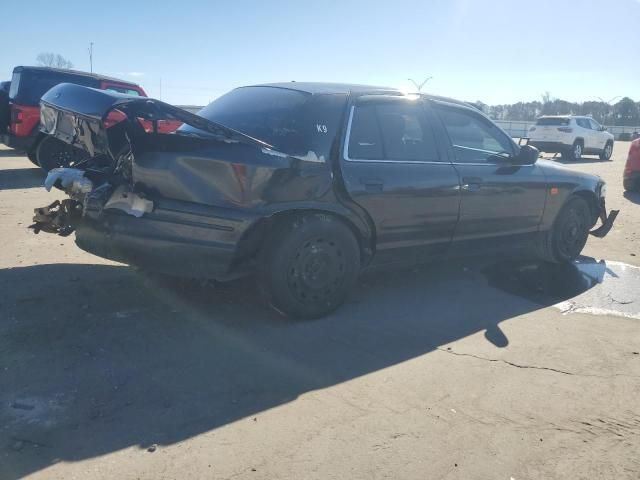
xmin=433 ymin=104 xmax=547 ymax=244
xmin=339 ymin=96 xmax=460 ymax=263
xmin=588 ymin=118 xmax=607 ymax=151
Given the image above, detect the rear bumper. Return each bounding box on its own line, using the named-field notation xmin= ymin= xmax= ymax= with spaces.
xmin=529 ymin=141 xmax=570 ymax=153
xmin=0 ymin=132 xmax=37 ymax=151
xmin=75 ymin=200 xmax=261 ymax=280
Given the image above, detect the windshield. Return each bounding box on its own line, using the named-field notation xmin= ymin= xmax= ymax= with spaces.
xmin=535 ymin=117 xmax=570 ymax=126
xmin=179 ymin=86 xmax=338 ymax=157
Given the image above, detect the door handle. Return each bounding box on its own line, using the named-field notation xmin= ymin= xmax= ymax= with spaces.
xmin=461 ymin=176 xmax=482 ymax=192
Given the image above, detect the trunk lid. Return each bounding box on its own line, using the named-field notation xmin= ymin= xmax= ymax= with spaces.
xmin=39 ymin=83 xmax=270 ymax=158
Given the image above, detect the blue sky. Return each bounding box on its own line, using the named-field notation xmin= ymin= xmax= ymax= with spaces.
xmin=2 ymin=0 xmax=638 ymax=106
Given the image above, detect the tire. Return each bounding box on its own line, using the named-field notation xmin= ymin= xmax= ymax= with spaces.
xmin=258 ymin=214 xmax=361 ymax=319
xmin=599 ymin=142 xmax=613 ymax=161
xmin=624 ymin=178 xmax=639 ymax=192
xmin=565 ymin=140 xmax=583 ymax=161
xmin=538 ymin=196 xmax=592 ymax=263
xmin=35 ymin=136 xmax=89 ymax=171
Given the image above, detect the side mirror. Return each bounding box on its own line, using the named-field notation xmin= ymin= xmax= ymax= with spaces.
xmin=600 ymin=126 xmax=607 ymax=132
xmin=515 ymin=144 xmax=539 ymax=165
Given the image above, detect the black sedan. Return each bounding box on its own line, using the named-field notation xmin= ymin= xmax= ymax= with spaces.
xmin=31 ymin=82 xmax=617 ymax=318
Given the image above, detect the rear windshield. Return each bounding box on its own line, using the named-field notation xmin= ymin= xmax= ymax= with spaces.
xmin=10 ymin=69 xmax=99 ymax=105
xmin=180 ymin=86 xmax=346 ymax=159
xmin=535 ymin=117 xmax=570 ymax=126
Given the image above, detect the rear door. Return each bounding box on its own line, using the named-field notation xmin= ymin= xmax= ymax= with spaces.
xmin=434 ymin=103 xmax=547 ymax=244
xmin=339 ymin=96 xmax=460 ymax=262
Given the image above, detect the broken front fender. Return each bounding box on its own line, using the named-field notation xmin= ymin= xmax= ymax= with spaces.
xmin=589 ymin=198 xmax=619 ymax=238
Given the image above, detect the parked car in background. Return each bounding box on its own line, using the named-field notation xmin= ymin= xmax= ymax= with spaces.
xmin=29 ymin=82 xmax=617 ymax=318
xmin=0 ymin=82 xmax=9 ymax=139
xmin=624 ymin=139 xmax=640 ymax=192
xmin=528 ymin=115 xmax=614 ymax=161
xmin=0 ymin=66 xmax=181 ymax=169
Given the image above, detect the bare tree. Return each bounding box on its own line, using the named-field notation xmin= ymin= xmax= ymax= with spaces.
xmin=36 ymin=52 xmax=74 ymax=69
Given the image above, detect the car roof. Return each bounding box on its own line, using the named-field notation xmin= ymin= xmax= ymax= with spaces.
xmin=537 ymin=115 xmax=591 ymax=119
xmin=250 ymin=82 xmax=400 ymax=95
xmin=12 ymin=66 xmax=141 ymax=87
xmin=247 ymin=82 xmax=473 ymax=107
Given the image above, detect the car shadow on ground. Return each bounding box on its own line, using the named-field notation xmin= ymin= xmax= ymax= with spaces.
xmin=0 ymin=167 xmax=44 ymax=190
xmin=0 ymin=257 xmax=601 ymax=478
xmin=0 ymin=149 xmax=24 ymax=158
xmin=623 ymin=190 xmax=640 ymax=205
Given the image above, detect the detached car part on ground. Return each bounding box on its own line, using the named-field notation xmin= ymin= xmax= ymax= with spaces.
xmin=30 ymin=82 xmax=618 ymax=318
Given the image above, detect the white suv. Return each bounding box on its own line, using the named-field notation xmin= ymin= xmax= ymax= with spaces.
xmin=529 ymin=116 xmax=614 ymax=161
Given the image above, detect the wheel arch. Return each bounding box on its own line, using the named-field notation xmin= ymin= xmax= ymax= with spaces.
xmin=233 ymin=205 xmax=375 ymax=270
xmin=570 ymin=188 xmax=600 ymax=225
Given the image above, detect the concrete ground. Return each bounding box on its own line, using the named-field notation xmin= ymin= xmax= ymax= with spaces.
xmin=1 ymin=143 xmax=639 ymax=479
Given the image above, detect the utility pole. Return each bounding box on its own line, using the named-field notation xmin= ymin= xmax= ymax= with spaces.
xmin=407 ymin=76 xmax=433 ymax=92
xmin=88 ymin=42 xmax=94 ymax=73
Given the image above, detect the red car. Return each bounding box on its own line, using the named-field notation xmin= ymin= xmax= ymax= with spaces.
xmin=624 ymin=139 xmax=640 ymax=192
xmin=0 ymin=66 xmax=181 ymax=169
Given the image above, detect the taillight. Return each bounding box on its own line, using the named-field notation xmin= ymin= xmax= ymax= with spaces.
xmin=11 ymin=105 xmax=23 ymax=124
xmin=104 ymin=109 xmax=127 ymax=128
xmin=557 ymin=127 xmax=573 ymax=133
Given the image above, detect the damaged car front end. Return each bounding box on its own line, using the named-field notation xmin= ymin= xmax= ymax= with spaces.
xmin=31 ymin=83 xmax=351 ymax=280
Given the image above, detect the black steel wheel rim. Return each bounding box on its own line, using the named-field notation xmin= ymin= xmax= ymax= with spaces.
xmin=286 ymin=238 xmax=346 ymax=305
xmin=558 ymin=207 xmax=587 ymax=258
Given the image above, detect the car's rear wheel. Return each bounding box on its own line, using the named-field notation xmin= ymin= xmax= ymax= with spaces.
xmin=35 ymin=136 xmax=89 ymax=171
xmin=624 ymin=178 xmax=639 ymax=192
xmin=258 ymin=214 xmax=360 ymax=319
xmin=599 ymin=142 xmax=613 ymax=161
xmin=539 ymin=196 xmax=592 ymax=263
xmin=565 ymin=141 xmax=583 ymax=161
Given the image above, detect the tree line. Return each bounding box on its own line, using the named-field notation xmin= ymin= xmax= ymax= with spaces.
xmin=475 ymin=94 xmax=640 ymax=126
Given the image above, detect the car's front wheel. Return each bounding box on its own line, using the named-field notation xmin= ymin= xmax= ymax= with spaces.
xmin=599 ymin=142 xmax=613 ymax=161
xmin=539 ymin=196 xmax=593 ymax=263
xmin=258 ymin=214 xmax=361 ymax=319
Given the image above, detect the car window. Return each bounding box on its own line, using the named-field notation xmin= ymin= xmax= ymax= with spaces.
xmin=105 ymin=86 xmax=141 ymax=96
xmin=589 ymin=119 xmax=601 ymax=130
xmin=376 ymin=103 xmax=438 ymax=161
xmin=11 ymin=70 xmax=99 ymax=105
xmin=347 ymin=102 xmax=439 ymax=161
xmin=437 ymin=106 xmax=514 ymax=163
xmin=348 ymin=104 xmax=384 ymax=160
xmin=181 ymin=86 xmax=346 ymax=159
xmin=8 ymin=72 xmax=20 ymax=99
xmin=535 ymin=117 xmax=570 ymax=126
xmin=576 ymin=118 xmax=591 ymax=129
